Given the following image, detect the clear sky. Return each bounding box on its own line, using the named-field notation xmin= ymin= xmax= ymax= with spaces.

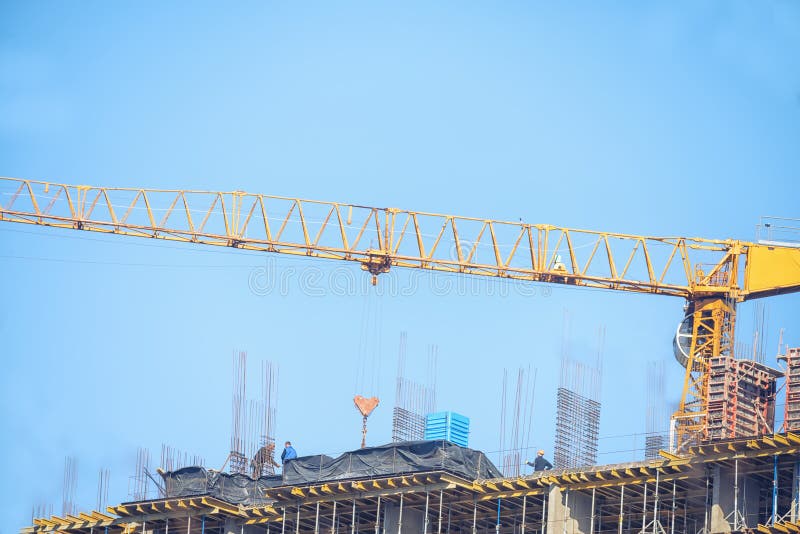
xmin=1 ymin=1 xmax=799 ymax=531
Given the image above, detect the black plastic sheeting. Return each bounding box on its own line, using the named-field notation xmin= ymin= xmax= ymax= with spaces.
xmin=282 ymin=440 xmax=501 ymax=484
xmin=159 ymin=441 xmax=500 ymax=506
xmin=160 ymin=467 xmax=282 ymax=505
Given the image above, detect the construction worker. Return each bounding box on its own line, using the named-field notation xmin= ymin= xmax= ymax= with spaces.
xmin=526 ymin=450 xmax=553 ymax=472
xmin=281 ymin=441 xmax=297 ymax=464
xmin=251 ymin=441 xmax=280 ymax=478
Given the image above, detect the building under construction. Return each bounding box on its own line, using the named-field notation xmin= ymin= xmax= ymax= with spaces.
xmin=4 ymin=180 xmax=800 ymax=533
xmin=24 ymin=433 xmax=800 ymax=534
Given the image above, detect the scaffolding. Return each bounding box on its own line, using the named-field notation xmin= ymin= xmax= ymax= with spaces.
xmin=780 ymin=347 xmax=800 ymax=432
xmin=705 ymin=356 xmax=779 ymax=441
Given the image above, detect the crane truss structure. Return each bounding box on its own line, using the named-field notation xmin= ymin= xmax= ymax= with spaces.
xmin=2 ymin=177 xmax=799 ymax=452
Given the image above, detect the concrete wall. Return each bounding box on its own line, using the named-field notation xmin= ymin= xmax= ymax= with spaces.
xmin=383 ymin=501 xmax=426 ymax=534
xmin=546 ymin=486 xmax=592 ymax=534
xmin=709 ymin=465 xmax=761 ymax=533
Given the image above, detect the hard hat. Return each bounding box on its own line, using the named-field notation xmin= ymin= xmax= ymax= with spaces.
xmin=538 ymin=450 xmax=545 ymax=455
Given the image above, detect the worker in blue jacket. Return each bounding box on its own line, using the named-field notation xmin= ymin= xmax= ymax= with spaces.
xmin=526 ymin=450 xmax=553 ymax=471
xmin=281 ymin=441 xmax=297 ymax=464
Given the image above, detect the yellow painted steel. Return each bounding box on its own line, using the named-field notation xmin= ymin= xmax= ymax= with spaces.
xmin=0 ymin=177 xmax=751 ymax=297
xmin=2 ymin=177 xmax=799 ymax=452
xmin=673 ymin=298 xmax=736 ymax=452
xmin=746 ymin=244 xmax=800 ymax=298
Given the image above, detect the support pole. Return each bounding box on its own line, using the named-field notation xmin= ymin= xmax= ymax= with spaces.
xmin=315 ymin=502 xmax=320 ymax=534
xmin=424 ymin=492 xmax=430 ymax=534
xmin=438 ymin=490 xmax=444 ymax=534
xmin=670 ymin=480 xmax=676 ymax=534
xmin=652 ymin=471 xmax=659 ymax=534
xmin=496 ymin=498 xmax=501 ymax=534
xmin=332 ymin=500 xmax=338 ymax=534
xmin=282 ymin=507 xmax=286 ymax=534
xmin=374 ymin=496 xmax=381 ymax=534
xmin=704 ymin=472 xmax=709 ymax=534
xmin=472 ymin=501 xmax=477 ymax=534
xmin=618 ymin=485 xmax=624 ymax=534
xmin=642 ymin=482 xmax=648 ymax=533
xmin=521 ymin=495 xmax=527 ymax=534
xmin=563 ymin=490 xmax=569 ymax=534
xmin=352 ymin=498 xmax=357 ymax=534
xmin=397 ymin=494 xmax=403 ymax=534
xmin=772 ymin=455 xmax=779 ymax=525
xmin=296 ymin=502 xmax=301 ymax=534
xmin=794 ymin=460 xmax=800 ymax=522
xmin=590 ymin=488 xmax=596 ymax=534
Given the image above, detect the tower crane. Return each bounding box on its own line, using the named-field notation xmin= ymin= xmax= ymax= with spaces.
xmin=2 ymin=177 xmax=799 ymax=452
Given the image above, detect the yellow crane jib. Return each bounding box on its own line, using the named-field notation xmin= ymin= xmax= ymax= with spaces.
xmin=2 ymin=176 xmax=799 ymax=451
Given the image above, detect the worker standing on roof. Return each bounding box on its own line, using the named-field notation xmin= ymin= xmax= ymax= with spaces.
xmin=281 ymin=441 xmax=297 ymax=464
xmin=526 ymin=450 xmax=553 ymax=472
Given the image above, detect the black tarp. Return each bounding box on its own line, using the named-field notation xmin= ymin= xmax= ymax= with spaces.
xmin=282 ymin=440 xmax=501 ymax=484
xmin=160 ymin=467 xmax=282 ymax=505
xmin=159 ymin=441 xmax=500 ymax=506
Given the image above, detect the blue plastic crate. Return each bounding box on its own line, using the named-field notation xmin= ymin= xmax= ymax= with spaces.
xmin=424 ymin=411 xmax=470 ymax=447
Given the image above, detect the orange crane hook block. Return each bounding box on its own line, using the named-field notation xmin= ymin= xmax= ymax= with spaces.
xmin=354 ymin=395 xmax=379 ymax=449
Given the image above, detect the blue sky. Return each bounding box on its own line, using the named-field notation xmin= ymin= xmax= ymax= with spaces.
xmin=1 ymin=1 xmax=799 ymax=531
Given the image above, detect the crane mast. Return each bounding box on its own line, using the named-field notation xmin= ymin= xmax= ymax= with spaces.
xmin=2 ymin=177 xmax=799 ymax=452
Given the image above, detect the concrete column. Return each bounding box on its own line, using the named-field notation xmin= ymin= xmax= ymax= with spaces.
xmin=546 ymin=485 xmax=592 ymax=534
xmin=383 ymin=502 xmax=424 ymax=534
xmin=710 ymin=465 xmax=761 ymax=533
xmin=224 ymin=518 xmax=239 ymax=534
